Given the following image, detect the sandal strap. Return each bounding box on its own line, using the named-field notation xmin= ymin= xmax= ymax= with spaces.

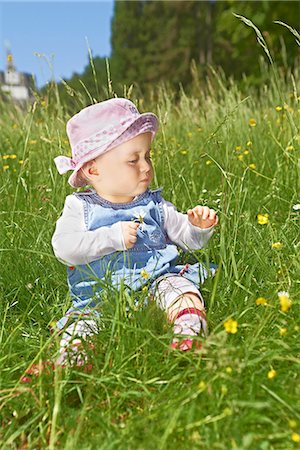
xmin=176 ymin=307 xmax=206 ymax=321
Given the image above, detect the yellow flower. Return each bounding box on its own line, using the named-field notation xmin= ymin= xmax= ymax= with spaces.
xmin=257 ymin=213 xmax=269 ymax=225
xmin=9 ymin=154 xmax=17 ymax=159
xmin=292 ymin=433 xmax=300 ymax=443
xmin=243 ymin=150 xmax=249 ymax=155
xmin=235 ymin=146 xmax=242 ymax=151
xmin=2 ymin=155 xmax=10 ymax=160
xmin=142 ymin=285 xmax=148 ymax=293
xmin=249 ymin=118 xmax=257 ymax=127
xmin=187 ymin=132 xmax=193 ymax=138
xmin=279 ymin=327 xmax=287 ymax=337
xmin=246 ymin=141 xmax=252 ymax=147
xmin=223 ymin=407 xmax=232 ymax=417
xmin=237 ymin=154 xmax=244 ymax=161
xmin=272 ymin=242 xmax=283 ymax=249
xmin=225 ymin=366 xmax=233 ymax=374
xmin=180 ymin=150 xmax=188 ymax=155
xmin=288 ymin=419 xmax=297 ymax=429
xmin=12 ymin=123 xmax=18 ymax=129
xmin=221 ymin=385 xmax=228 ymax=395
xmin=256 ymin=297 xmax=268 ymax=306
xmin=198 ymin=381 xmax=206 ymax=391
xmin=287 ymin=145 xmax=294 ymax=151
xmin=206 ymin=160 xmax=212 ymax=165
xmin=18 ymin=160 xmax=24 ymax=164
xmin=295 ymin=135 xmax=300 ymax=141
xmin=3 ymin=165 xmax=9 ymax=171
xmin=249 ymin=163 xmax=256 ymax=170
xmin=140 ymin=269 xmax=150 ymax=279
xmin=275 ymin=106 xmax=282 ymax=111
xmin=267 ymin=369 xmax=277 ymax=379
xmin=224 ymin=319 xmax=238 ymax=334
xmin=278 ymin=291 xmax=292 ymax=312
xmin=41 ymin=100 xmax=47 ymax=107
xmin=298 ymin=96 xmax=300 ymax=102
xmin=29 ymin=140 xmax=37 ymax=145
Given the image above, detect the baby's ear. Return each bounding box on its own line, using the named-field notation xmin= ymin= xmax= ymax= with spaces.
xmin=81 ymin=159 xmax=98 ymax=179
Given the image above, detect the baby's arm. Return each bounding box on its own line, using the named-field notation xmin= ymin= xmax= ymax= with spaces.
xmin=162 ymin=199 xmax=216 ymax=251
xmin=51 ymin=195 xmax=126 ymax=266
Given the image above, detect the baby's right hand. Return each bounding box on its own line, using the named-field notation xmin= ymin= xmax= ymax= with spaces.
xmin=120 ymin=221 xmax=140 ymax=249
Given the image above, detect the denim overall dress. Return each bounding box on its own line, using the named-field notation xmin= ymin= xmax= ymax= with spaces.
xmin=56 ymin=188 xmax=217 ymax=330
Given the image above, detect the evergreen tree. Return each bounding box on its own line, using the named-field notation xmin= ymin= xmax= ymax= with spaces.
xmin=47 ymin=0 xmax=299 ymax=107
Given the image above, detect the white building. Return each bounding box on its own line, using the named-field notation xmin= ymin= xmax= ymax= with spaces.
xmin=0 ymin=52 xmax=35 ymax=102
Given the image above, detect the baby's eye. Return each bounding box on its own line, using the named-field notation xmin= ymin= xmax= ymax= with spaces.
xmin=128 ymin=159 xmax=138 ymax=164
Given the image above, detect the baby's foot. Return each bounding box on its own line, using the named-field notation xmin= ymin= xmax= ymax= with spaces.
xmin=171 ymin=307 xmax=208 ymax=352
xmin=56 ymin=319 xmax=97 ymax=368
xmin=56 ymin=338 xmax=95 ymax=370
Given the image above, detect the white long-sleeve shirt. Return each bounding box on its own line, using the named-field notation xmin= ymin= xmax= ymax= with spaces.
xmin=51 ymin=194 xmax=215 ymax=266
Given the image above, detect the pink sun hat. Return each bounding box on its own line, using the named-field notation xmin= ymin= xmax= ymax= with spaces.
xmin=54 ymin=97 xmax=159 ymax=188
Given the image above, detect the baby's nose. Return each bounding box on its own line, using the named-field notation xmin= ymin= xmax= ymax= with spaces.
xmin=140 ymin=161 xmax=151 ymax=172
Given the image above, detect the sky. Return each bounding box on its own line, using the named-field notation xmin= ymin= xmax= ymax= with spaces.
xmin=0 ymin=0 xmax=114 ymax=89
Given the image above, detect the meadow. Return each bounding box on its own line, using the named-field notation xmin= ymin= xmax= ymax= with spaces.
xmin=0 ymin=28 xmax=299 ymax=450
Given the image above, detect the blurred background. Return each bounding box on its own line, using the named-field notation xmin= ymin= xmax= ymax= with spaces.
xmin=0 ymin=0 xmax=299 ymax=106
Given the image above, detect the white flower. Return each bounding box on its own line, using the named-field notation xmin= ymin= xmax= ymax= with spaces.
xmin=133 ymin=209 xmax=146 ymax=231
xmin=278 ymin=290 xmax=289 ymax=297
xmin=278 ymin=291 xmax=292 ymax=312
xmin=292 ymin=204 xmax=300 ymax=211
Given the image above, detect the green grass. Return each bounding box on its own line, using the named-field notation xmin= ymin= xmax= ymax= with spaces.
xmin=0 ymin=50 xmax=299 ymax=449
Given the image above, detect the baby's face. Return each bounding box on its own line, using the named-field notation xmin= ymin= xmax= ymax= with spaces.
xmin=91 ymin=132 xmax=154 ymax=202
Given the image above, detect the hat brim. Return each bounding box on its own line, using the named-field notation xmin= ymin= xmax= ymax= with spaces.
xmin=68 ymin=112 xmax=159 ymax=188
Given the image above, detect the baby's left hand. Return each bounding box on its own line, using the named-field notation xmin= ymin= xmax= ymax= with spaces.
xmin=187 ymin=206 xmax=218 ymax=229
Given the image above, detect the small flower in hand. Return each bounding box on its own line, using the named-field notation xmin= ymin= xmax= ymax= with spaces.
xmin=187 ymin=205 xmax=218 ymax=229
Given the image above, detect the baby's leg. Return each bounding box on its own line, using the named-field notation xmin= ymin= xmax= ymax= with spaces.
xmin=152 ymin=276 xmax=208 ymax=350
xmin=56 ymin=318 xmax=98 ymax=367
xmin=166 ymin=292 xmax=205 ymax=322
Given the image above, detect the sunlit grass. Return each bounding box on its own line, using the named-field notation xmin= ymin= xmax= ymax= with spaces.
xmin=0 ymin=29 xmax=299 ymax=449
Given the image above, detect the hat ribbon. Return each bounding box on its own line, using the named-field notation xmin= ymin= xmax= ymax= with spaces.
xmin=54 ymin=155 xmax=77 ymax=174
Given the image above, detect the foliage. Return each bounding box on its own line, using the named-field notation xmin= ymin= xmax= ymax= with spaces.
xmin=39 ymin=0 xmax=300 ymax=108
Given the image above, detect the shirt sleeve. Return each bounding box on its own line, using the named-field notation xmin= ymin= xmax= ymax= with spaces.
xmin=161 ymin=198 xmax=215 ymax=251
xmin=51 ymin=195 xmax=126 ymax=266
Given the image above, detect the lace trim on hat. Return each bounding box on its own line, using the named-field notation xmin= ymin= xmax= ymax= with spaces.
xmin=108 ymin=117 xmax=157 ymax=150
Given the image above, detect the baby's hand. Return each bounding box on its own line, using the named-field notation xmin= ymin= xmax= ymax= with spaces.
xmin=187 ymin=206 xmax=218 ymax=229
xmin=121 ymin=221 xmax=140 ymax=249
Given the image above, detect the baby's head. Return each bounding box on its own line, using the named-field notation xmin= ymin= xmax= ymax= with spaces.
xmin=54 ymin=98 xmax=159 ymax=200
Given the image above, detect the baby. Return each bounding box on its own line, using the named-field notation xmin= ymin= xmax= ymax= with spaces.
xmin=52 ymin=97 xmax=218 ymax=366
